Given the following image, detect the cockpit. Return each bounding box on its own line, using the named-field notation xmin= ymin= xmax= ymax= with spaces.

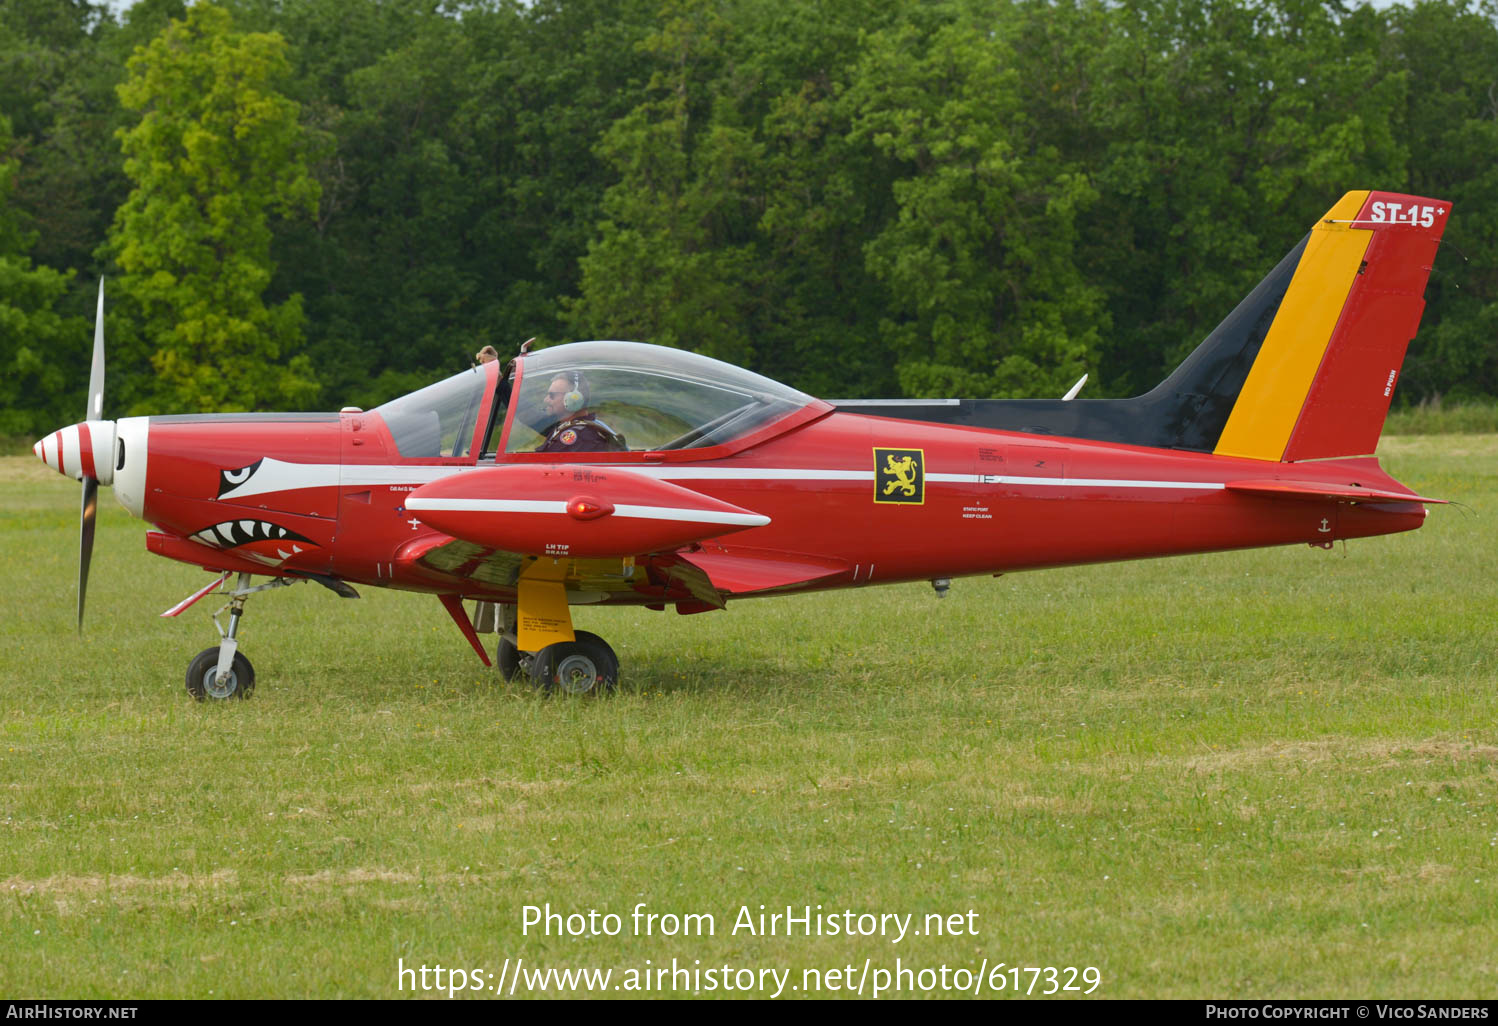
xmin=373 ymin=341 xmax=826 ymax=461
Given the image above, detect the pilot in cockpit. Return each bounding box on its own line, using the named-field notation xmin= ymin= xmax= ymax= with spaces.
xmin=536 ymin=371 xmax=627 ymax=453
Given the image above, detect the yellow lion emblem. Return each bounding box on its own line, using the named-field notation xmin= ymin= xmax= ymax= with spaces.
xmin=881 ymin=453 xmax=920 ymax=497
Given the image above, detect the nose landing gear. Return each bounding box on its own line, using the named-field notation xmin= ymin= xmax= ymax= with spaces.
xmin=186 ymin=646 xmax=254 ymax=700
xmin=184 ymin=572 xmax=290 ymax=701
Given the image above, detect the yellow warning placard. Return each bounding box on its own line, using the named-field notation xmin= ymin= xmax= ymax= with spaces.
xmin=517 ymin=577 xmax=574 ymax=650
xmin=517 ymin=563 xmax=574 ymax=651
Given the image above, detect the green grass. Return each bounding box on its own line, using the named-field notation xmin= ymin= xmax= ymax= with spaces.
xmin=1 ymin=437 xmax=1495 ymax=999
xmin=1384 ymin=399 xmax=1498 ymax=435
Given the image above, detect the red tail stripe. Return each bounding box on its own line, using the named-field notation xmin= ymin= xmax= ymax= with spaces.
xmin=1282 ymin=192 xmax=1450 ymax=462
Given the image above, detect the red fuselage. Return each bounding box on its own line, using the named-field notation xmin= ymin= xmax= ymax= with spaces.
xmin=126 ymin=386 xmax=1425 ymax=608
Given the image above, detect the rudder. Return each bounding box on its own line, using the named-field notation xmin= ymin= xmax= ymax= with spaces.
xmin=1212 ymin=190 xmax=1452 ymax=462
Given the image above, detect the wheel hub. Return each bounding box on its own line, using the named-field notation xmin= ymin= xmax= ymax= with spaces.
xmin=203 ymin=667 xmax=237 ymax=699
xmin=553 ymin=653 xmax=600 ymax=695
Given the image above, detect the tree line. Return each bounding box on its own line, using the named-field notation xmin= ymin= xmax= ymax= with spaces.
xmin=1 ymin=0 xmax=1495 ymax=435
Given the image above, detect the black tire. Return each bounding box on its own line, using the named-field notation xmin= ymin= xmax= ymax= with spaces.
xmin=496 ymin=636 xmax=530 ymax=682
xmin=528 ymin=633 xmax=619 ymax=695
xmin=185 ymin=647 xmax=255 ymax=701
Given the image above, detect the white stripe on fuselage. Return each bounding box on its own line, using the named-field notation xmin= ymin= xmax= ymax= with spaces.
xmin=964 ymin=475 xmax=1226 ymax=491
xmin=217 ymin=458 xmax=462 ymax=501
xmin=217 ymin=457 xmax=1228 ymax=502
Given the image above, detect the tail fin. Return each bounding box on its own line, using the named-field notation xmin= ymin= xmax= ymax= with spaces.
xmin=1211 ymin=190 xmax=1451 ymax=462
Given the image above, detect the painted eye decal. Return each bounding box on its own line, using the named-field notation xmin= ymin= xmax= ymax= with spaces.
xmin=217 ymin=458 xmax=264 ymax=497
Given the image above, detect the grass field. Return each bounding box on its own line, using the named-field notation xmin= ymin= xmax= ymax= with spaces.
xmin=1384 ymin=401 xmax=1498 ymax=436
xmin=1 ymin=437 xmax=1494 ymax=999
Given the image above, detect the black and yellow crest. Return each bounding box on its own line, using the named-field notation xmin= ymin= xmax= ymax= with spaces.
xmin=873 ymin=447 xmax=924 ymax=505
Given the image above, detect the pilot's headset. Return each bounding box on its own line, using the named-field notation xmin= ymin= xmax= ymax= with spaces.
xmin=562 ymin=371 xmax=587 ymax=412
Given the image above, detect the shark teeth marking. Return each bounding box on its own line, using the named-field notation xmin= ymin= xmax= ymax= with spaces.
xmin=189 ymin=519 xmax=314 ymax=551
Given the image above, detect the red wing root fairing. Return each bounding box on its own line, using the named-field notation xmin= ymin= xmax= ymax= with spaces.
xmin=33 ymin=191 xmax=1452 ymax=697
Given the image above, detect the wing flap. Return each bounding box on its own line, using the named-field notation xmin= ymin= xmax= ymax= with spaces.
xmin=676 ymin=548 xmax=849 ymax=595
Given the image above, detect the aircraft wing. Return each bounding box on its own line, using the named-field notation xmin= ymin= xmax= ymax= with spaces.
xmin=402 ymin=536 xmax=846 ymax=609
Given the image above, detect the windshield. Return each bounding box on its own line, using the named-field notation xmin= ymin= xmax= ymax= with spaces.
xmin=505 ymin=341 xmax=816 ymax=453
xmin=375 ymin=367 xmax=487 ymax=458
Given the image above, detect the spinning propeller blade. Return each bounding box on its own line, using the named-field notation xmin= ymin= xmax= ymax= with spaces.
xmin=79 ymin=476 xmax=97 ymax=631
xmin=88 ymin=278 xmax=105 ymax=420
xmin=77 ymin=279 xmax=105 ymax=631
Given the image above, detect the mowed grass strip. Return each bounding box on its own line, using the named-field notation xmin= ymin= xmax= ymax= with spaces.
xmin=0 ymin=437 xmax=1494 ymax=999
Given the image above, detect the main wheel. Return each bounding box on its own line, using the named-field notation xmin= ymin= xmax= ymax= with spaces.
xmin=529 ymin=633 xmax=619 ymax=695
xmin=185 ymin=648 xmax=255 ymax=701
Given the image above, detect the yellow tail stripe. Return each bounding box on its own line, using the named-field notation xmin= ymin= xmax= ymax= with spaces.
xmin=1214 ymin=191 xmax=1372 ymax=462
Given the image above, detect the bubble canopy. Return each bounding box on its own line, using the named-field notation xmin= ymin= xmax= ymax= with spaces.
xmin=504 ymin=341 xmax=823 ymax=454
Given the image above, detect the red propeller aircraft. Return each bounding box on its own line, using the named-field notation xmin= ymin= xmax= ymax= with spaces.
xmin=36 ymin=190 xmax=1450 ymax=699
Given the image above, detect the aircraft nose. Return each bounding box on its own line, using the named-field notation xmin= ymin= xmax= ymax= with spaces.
xmin=34 ymin=421 xmax=117 ymax=485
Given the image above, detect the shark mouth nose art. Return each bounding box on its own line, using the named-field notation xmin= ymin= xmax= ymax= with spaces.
xmin=189 ymin=519 xmax=316 ymax=566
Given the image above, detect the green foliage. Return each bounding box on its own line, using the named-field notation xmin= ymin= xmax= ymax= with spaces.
xmin=1071 ymin=0 xmax=1413 ymax=394
xmin=110 ymin=3 xmax=319 ymax=412
xmin=848 ymin=6 xmax=1105 ymax=398
xmin=0 ymin=256 xmax=85 ymax=436
xmin=1384 ymin=398 xmax=1498 ymax=435
xmin=1 ymin=0 xmax=1496 ymax=414
xmin=568 ymin=0 xmax=761 ymax=366
xmin=0 ymin=115 xmax=88 ymax=436
xmin=1385 ymin=0 xmax=1498 ymax=400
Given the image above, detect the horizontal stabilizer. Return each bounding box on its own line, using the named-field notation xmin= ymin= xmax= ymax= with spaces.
xmin=1226 ymin=479 xmax=1444 ymax=505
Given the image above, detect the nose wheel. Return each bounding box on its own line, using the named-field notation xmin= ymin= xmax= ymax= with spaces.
xmin=182 ymin=572 xmax=289 ymax=701
xmin=186 ymin=647 xmax=255 ymax=700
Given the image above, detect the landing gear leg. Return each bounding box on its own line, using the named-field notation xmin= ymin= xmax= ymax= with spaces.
xmin=496 ymin=604 xmax=529 ymax=682
xmin=184 ymin=573 xmax=289 ymax=701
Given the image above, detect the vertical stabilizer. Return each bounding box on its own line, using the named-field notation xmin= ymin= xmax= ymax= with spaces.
xmin=1212 ymin=191 xmax=1451 ymax=462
